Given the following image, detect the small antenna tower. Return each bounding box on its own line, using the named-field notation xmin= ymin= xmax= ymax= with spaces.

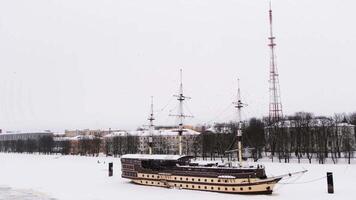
xmin=170 ymin=69 xmax=193 ymax=155
xmin=268 ymin=1 xmax=283 ymax=123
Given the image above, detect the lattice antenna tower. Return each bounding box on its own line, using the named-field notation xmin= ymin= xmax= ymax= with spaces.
xmin=268 ymin=1 xmax=283 ymax=123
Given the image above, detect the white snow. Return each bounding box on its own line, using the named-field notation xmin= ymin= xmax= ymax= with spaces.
xmin=0 ymin=153 xmax=354 ymax=200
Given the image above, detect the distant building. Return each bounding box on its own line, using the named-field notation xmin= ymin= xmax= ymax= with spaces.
xmin=104 ymin=128 xmax=201 ymax=155
xmin=0 ymin=131 xmax=54 ymax=141
xmin=64 ymin=129 xmax=111 ymax=137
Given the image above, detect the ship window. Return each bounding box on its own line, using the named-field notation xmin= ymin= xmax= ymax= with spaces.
xmin=174 ymin=177 xmax=177 ymax=180
xmin=158 ymin=182 xmax=160 ymax=185
xmin=151 ymin=182 xmax=154 ymax=184
xmin=192 ymin=185 xmax=195 ymax=188
xmin=174 ymin=184 xmax=177 ymax=187
xmin=211 ymin=187 xmax=214 ymax=190
xmin=152 ymin=175 xmax=154 ymax=178
xmin=240 ymin=187 xmax=243 ymax=191
xmin=192 ymin=178 xmax=195 ymax=181
xmin=225 ymin=180 xmax=228 ymax=183
xmin=232 ymin=188 xmax=235 ymax=191
xmin=198 ymin=186 xmax=200 ymax=189
xmin=248 ymin=187 xmax=252 ymax=190
xmin=204 ymin=179 xmax=207 ymax=182
xmin=186 ymin=178 xmax=188 ymax=181
xmin=146 ymin=181 xmax=148 ymax=184
xmin=225 ymin=188 xmax=228 ymax=191
xmin=218 ymin=180 xmax=221 ymax=182
xmin=186 ymin=185 xmax=188 ymax=187
xmin=198 ymin=179 xmax=201 ymax=181
xmin=157 ymin=176 xmax=160 ymax=178
xmin=180 ymin=178 xmax=182 ymax=180
xmin=211 ymin=180 xmax=214 ymax=182
xmin=180 ymin=184 xmax=182 ymax=187
xmin=204 ymin=186 xmax=207 ymax=189
xmin=218 ymin=187 xmax=220 ymax=190
xmin=266 ymin=186 xmax=271 ymax=190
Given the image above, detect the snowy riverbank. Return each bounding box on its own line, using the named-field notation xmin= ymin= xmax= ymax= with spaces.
xmin=0 ymin=153 xmax=354 ymax=200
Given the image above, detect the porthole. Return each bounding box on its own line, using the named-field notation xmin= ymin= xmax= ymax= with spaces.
xmin=192 ymin=178 xmax=195 ymax=181
xmin=211 ymin=187 xmax=214 ymax=190
xmin=204 ymin=179 xmax=207 ymax=182
xmin=232 ymin=188 xmax=235 ymax=191
xmin=248 ymin=187 xmax=252 ymax=190
xmin=198 ymin=186 xmax=201 ymax=189
xmin=146 ymin=181 xmax=148 ymax=184
xmin=174 ymin=184 xmax=177 ymax=187
xmin=198 ymin=179 xmax=201 ymax=181
xmin=211 ymin=179 xmax=214 ymax=182
xmin=225 ymin=188 xmax=228 ymax=191
xmin=186 ymin=178 xmax=188 ymax=181
xmin=157 ymin=176 xmax=160 ymax=178
xmin=174 ymin=177 xmax=177 ymax=180
xmin=151 ymin=182 xmax=154 ymax=184
xmin=218 ymin=187 xmax=220 ymax=190
xmin=186 ymin=185 xmax=188 ymax=187
xmin=204 ymin=186 xmax=207 ymax=189
xmin=180 ymin=184 xmax=182 ymax=187
xmin=240 ymin=187 xmax=243 ymax=191
xmin=218 ymin=180 xmax=221 ymax=182
xmin=225 ymin=180 xmax=228 ymax=183
xmin=180 ymin=178 xmax=183 ymax=180
xmin=192 ymin=185 xmax=195 ymax=188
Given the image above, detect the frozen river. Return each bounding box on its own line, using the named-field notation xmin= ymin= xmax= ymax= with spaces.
xmin=0 ymin=186 xmax=56 ymax=200
xmin=0 ymin=153 xmax=354 ymax=200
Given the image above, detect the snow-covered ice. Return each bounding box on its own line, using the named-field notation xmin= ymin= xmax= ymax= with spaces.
xmin=0 ymin=153 xmax=354 ymax=200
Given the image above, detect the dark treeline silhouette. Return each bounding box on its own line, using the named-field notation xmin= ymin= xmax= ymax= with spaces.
xmin=0 ymin=112 xmax=355 ymax=164
xmin=0 ymin=136 xmax=54 ymax=154
xmin=105 ymin=135 xmax=139 ymax=157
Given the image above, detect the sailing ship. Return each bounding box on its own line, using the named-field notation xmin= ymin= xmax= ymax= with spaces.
xmin=121 ymin=72 xmax=289 ymax=194
xmin=121 ymin=4 xmax=306 ymax=194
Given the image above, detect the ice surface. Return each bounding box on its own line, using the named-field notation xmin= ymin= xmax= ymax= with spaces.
xmin=0 ymin=186 xmax=56 ymax=200
xmin=0 ymin=153 xmax=354 ymax=200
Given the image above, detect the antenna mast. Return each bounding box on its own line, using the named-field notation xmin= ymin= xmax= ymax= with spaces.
xmin=147 ymin=96 xmax=155 ymax=154
xmin=170 ymin=69 xmax=192 ymax=155
xmin=268 ymin=1 xmax=283 ymax=123
xmin=233 ymin=79 xmax=245 ymax=165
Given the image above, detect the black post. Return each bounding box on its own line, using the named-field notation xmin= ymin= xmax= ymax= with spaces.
xmin=109 ymin=162 xmax=113 ymax=177
xmin=327 ymin=172 xmax=334 ymax=194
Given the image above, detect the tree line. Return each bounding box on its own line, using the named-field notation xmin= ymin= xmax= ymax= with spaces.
xmin=0 ymin=112 xmax=355 ymax=164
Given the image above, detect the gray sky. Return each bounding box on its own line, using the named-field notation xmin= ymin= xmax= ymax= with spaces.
xmin=0 ymin=0 xmax=355 ymax=131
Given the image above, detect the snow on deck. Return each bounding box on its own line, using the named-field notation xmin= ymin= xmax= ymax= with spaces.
xmin=121 ymin=154 xmax=186 ymax=160
xmin=0 ymin=153 xmax=354 ymax=200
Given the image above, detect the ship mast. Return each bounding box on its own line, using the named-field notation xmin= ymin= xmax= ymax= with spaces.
xmin=233 ymin=79 xmax=245 ymax=165
xmin=170 ymin=69 xmax=192 ymax=156
xmin=147 ymin=96 xmax=155 ymax=155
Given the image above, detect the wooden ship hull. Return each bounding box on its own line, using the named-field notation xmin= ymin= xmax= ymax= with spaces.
xmin=121 ymin=154 xmax=281 ymax=194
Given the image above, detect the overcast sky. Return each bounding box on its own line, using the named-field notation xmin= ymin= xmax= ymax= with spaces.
xmin=0 ymin=0 xmax=355 ymax=131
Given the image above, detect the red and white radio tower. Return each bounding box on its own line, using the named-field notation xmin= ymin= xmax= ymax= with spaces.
xmin=268 ymin=1 xmax=283 ymax=123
